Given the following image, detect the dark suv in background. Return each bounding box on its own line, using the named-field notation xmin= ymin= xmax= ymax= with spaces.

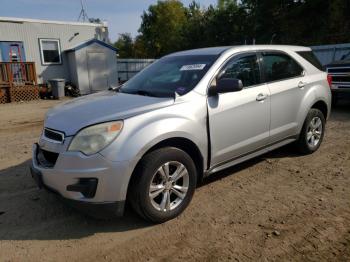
xmin=326 ymin=52 xmax=350 ymax=105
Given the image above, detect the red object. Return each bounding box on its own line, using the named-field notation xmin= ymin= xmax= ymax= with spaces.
xmin=9 ymin=44 xmax=27 ymax=82
xmin=327 ymin=74 xmax=332 ymax=88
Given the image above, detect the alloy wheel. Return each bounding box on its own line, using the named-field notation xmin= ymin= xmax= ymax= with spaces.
xmin=307 ymin=116 xmax=323 ymax=147
xmin=148 ymin=161 xmax=189 ymax=212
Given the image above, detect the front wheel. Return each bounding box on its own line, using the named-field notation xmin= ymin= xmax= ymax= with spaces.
xmin=296 ymin=108 xmax=325 ymax=154
xmin=128 ymin=147 xmax=197 ymax=223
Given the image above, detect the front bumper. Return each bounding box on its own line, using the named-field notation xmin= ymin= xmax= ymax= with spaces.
xmin=30 ymin=164 xmax=125 ymax=218
xmin=31 ymin=142 xmax=132 ymax=217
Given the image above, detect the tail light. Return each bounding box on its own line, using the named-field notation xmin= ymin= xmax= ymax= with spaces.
xmin=327 ymin=74 xmax=332 ymax=88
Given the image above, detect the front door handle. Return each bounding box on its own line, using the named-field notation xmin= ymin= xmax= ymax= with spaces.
xmin=298 ymin=81 xmax=307 ymax=88
xmin=256 ymin=93 xmax=268 ymax=101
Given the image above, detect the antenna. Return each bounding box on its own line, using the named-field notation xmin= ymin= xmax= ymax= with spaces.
xmin=77 ymin=0 xmax=89 ymax=22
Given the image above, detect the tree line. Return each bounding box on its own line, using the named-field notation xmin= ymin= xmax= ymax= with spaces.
xmin=114 ymin=0 xmax=350 ymax=58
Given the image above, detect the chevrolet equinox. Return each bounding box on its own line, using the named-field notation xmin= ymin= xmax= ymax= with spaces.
xmin=31 ymin=45 xmax=332 ymax=223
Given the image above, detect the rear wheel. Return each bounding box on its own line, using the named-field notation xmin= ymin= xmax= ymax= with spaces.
xmin=296 ymin=108 xmax=325 ymax=154
xmin=128 ymin=147 xmax=197 ymax=223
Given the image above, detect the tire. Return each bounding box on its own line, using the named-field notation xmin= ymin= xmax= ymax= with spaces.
xmin=128 ymin=147 xmax=197 ymax=223
xmin=296 ymin=108 xmax=325 ymax=154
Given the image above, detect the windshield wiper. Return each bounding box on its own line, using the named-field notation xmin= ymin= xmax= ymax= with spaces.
xmin=135 ymin=90 xmax=158 ymax=97
xmin=116 ymin=88 xmax=161 ymax=97
xmin=108 ymin=84 xmax=123 ymax=92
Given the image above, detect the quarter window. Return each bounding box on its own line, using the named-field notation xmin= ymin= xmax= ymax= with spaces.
xmin=297 ymin=51 xmax=323 ymax=71
xmin=262 ymin=53 xmax=303 ymax=82
xmin=39 ymin=39 xmax=61 ymax=65
xmin=219 ymin=54 xmax=261 ymax=88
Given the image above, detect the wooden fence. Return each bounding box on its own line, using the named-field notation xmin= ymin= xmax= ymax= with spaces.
xmin=0 ymin=62 xmax=39 ymax=103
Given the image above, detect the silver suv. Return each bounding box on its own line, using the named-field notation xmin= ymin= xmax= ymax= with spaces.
xmin=31 ymin=45 xmax=331 ymax=222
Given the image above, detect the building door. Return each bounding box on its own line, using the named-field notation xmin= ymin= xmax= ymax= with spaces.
xmin=0 ymin=41 xmax=26 ymax=62
xmin=87 ymin=52 xmax=108 ymax=92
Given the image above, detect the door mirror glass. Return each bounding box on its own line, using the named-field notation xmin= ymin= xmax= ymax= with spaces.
xmin=216 ymin=78 xmax=243 ymax=94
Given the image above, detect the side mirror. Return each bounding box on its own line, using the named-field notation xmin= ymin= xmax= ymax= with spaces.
xmin=209 ymin=78 xmax=243 ymax=95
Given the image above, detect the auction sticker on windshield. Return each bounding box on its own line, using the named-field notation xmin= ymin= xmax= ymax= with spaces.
xmin=180 ymin=64 xmax=206 ymax=71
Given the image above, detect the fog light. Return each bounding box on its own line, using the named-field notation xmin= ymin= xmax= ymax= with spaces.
xmin=67 ymin=178 xmax=98 ymax=198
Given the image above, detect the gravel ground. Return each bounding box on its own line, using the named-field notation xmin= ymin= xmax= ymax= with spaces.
xmin=0 ymin=98 xmax=349 ymax=261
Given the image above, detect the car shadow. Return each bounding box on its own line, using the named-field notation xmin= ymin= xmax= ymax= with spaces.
xmin=201 ymin=98 xmax=350 ymax=186
xmin=331 ymin=95 xmax=350 ymax=122
xmin=200 ymin=143 xmax=300 ymax=187
xmin=0 ymin=100 xmax=349 ymax=241
xmin=0 ymin=160 xmax=152 ymax=241
xmin=0 ymin=149 xmax=293 ymax=241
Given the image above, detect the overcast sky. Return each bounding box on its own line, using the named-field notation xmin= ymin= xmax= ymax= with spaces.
xmin=0 ymin=0 xmax=217 ymax=42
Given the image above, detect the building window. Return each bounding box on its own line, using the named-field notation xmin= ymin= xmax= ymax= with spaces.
xmin=39 ymin=39 xmax=61 ymax=65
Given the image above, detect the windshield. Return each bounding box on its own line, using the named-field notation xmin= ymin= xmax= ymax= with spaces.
xmin=119 ymin=55 xmax=218 ymax=97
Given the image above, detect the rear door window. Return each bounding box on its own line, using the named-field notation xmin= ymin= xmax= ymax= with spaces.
xmin=262 ymin=52 xmax=304 ymax=82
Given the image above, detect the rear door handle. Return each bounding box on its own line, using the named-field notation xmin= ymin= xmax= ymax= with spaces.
xmin=298 ymin=81 xmax=308 ymax=88
xmin=256 ymin=93 xmax=268 ymax=101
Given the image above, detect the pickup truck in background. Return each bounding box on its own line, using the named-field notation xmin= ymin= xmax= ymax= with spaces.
xmin=326 ymin=52 xmax=350 ymax=105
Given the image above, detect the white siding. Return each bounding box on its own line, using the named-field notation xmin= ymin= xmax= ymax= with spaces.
xmin=0 ymin=20 xmax=106 ymax=83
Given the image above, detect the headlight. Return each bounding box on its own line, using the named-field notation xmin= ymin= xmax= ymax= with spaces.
xmin=68 ymin=121 xmax=123 ymax=155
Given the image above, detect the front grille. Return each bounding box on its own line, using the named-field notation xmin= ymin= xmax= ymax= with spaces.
xmin=37 ymin=146 xmax=59 ymax=168
xmin=44 ymin=128 xmax=65 ymax=143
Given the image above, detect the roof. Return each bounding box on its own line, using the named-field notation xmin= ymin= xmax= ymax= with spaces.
xmin=66 ymin=39 xmax=117 ymax=52
xmin=168 ymin=45 xmax=311 ymax=57
xmin=241 ymin=45 xmax=311 ymax=52
xmin=168 ymin=47 xmax=232 ymax=56
xmin=0 ymin=16 xmax=105 ymax=27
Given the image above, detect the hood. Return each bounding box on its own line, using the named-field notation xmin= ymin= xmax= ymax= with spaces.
xmin=45 ymin=91 xmax=174 ymax=136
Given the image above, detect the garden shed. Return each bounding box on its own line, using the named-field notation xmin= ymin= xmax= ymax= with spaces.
xmin=66 ymin=39 xmax=118 ymax=95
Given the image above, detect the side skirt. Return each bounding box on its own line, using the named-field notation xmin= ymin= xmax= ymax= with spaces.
xmin=204 ymin=137 xmax=297 ymax=176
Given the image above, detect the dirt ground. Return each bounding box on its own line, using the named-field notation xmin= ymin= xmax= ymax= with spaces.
xmin=0 ymin=97 xmax=349 ymax=262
